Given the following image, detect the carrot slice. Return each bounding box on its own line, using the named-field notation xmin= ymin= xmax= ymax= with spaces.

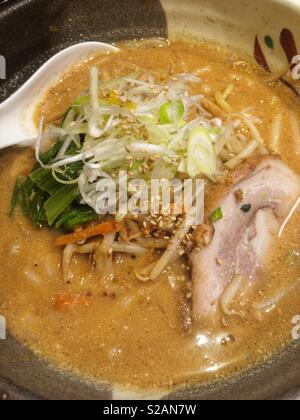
xmin=54 ymin=221 xmax=123 ymax=247
xmin=53 ymin=293 xmax=90 ymax=310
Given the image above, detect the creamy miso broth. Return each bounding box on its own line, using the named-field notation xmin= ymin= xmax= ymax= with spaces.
xmin=1 ymin=40 xmax=300 ymax=392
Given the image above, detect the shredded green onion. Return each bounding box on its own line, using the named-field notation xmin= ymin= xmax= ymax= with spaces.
xmin=210 ymin=207 xmax=223 ymax=223
xmin=159 ymin=100 xmax=185 ymax=125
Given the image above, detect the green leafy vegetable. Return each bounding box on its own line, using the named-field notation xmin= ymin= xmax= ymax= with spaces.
xmin=30 ymin=168 xmax=62 ymax=195
xmin=44 ymin=184 xmax=80 ymax=226
xmin=16 ymin=175 xmax=31 ymax=216
xmin=9 ymin=176 xmax=22 ymax=217
xmin=30 ymin=189 xmax=48 ymax=227
xmin=10 ymin=120 xmax=85 ymax=230
xmin=55 ymin=207 xmax=98 ymax=232
xmin=40 ymin=140 xmax=63 ymax=165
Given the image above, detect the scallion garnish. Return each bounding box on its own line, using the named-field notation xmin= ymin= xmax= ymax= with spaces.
xmin=159 ymin=100 xmax=185 ymax=125
xmin=210 ymin=207 xmax=223 ymax=223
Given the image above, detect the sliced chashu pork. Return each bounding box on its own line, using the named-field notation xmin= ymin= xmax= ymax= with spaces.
xmin=191 ymin=155 xmax=300 ymax=321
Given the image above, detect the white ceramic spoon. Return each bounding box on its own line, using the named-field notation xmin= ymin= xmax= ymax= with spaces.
xmin=0 ymin=42 xmax=118 ymax=149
